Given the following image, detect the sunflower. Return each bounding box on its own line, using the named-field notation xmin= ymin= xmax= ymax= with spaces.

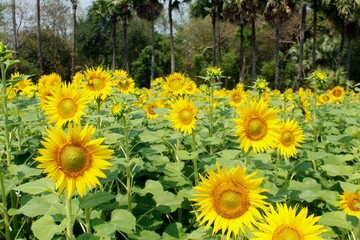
xmin=84 ymin=66 xmax=114 ymax=101
xmin=313 ymin=69 xmax=327 ymax=84
xmin=184 ymin=79 xmax=200 ymax=95
xmin=72 ymin=71 xmax=85 ymax=87
xmin=234 ymin=99 xmax=281 ymax=153
xmin=43 ymin=84 xmax=91 ymax=127
xmin=163 ymin=72 xmax=188 ymax=95
xmin=282 ymin=88 xmax=294 ymax=102
xmin=111 ymin=101 xmax=126 ymax=119
xmin=168 ymin=96 xmax=197 ymax=134
xmin=36 ymin=73 xmax=62 ymax=109
xmin=277 ymin=119 xmax=305 ymax=158
xmin=338 ymin=191 xmax=360 ymax=218
xmin=113 ymin=69 xmax=135 ymax=94
xmin=330 ymin=86 xmax=345 ymax=103
xmin=316 ymin=92 xmax=334 ymax=105
xmin=298 ymin=88 xmax=311 ymax=122
xmin=144 ymin=100 xmax=164 ymax=120
xmin=8 ymin=72 xmax=36 ymax=99
xmin=254 ymin=78 xmax=268 ymax=93
xmin=228 ymin=87 xmax=247 ymax=107
xmin=252 ymin=203 xmax=327 ymax=240
xmin=35 ymin=124 xmax=113 ymax=199
xmin=191 ymin=163 xmax=268 ymax=240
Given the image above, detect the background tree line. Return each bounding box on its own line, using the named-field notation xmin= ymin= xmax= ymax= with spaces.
xmin=0 ymin=0 xmax=359 ymax=90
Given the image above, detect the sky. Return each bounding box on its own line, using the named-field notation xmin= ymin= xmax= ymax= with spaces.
xmin=79 ymin=0 xmax=93 ymax=10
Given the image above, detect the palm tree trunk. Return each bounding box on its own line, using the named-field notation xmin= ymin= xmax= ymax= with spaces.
xmin=239 ymin=24 xmax=245 ymax=83
xmin=335 ymin=21 xmax=346 ymax=72
xmin=12 ymin=0 xmax=18 ymax=71
xmin=312 ymin=0 xmax=317 ymax=70
xmin=123 ymin=17 xmax=129 ymax=74
xmin=251 ymin=19 xmax=256 ymax=83
xmin=151 ymin=20 xmax=155 ymax=84
xmin=36 ymin=0 xmax=44 ymax=75
xmin=111 ymin=15 xmax=117 ymax=72
xmin=168 ymin=0 xmax=175 ymax=73
xmin=216 ymin=0 xmax=221 ymax=68
xmin=71 ymin=0 xmax=77 ymax=80
xmin=212 ymin=13 xmax=216 ymax=66
xmin=275 ymin=24 xmax=280 ymax=89
xmin=296 ymin=5 xmax=306 ymax=90
xmin=345 ymin=36 xmax=352 ymax=78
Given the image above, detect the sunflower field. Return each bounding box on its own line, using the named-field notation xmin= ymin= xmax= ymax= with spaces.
xmin=2 ymin=42 xmax=360 ymax=240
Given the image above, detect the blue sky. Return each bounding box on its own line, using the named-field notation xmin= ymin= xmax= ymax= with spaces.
xmin=79 ymin=0 xmax=93 ymax=10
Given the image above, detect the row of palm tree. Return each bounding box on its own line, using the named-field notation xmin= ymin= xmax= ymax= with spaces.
xmin=9 ymin=0 xmax=360 ymax=88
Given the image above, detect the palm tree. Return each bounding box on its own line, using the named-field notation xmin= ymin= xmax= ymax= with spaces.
xmin=323 ymin=0 xmax=360 ymax=73
xmin=295 ymin=1 xmax=307 ymax=90
xmin=190 ymin=0 xmax=216 ymax=65
xmin=190 ymin=0 xmax=223 ymax=67
xmin=12 ymin=0 xmax=18 ymax=71
xmin=110 ymin=0 xmax=132 ymax=73
xmin=135 ymin=0 xmax=163 ymax=83
xmin=70 ymin=0 xmax=78 ymax=79
xmin=264 ymin=0 xmax=295 ymax=89
xmin=223 ymin=0 xmax=250 ymax=83
xmin=37 ymin=0 xmax=44 ymax=75
xmin=311 ymin=0 xmax=317 ymax=70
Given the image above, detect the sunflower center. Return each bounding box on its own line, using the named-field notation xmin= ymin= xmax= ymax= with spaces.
xmin=348 ymin=194 xmax=360 ymax=211
xmin=119 ymin=81 xmax=129 ymax=90
xmin=59 ymin=144 xmax=90 ymax=176
xmin=58 ymin=98 xmax=78 ymax=118
xmin=169 ymin=79 xmax=183 ymax=90
xmin=89 ymin=77 xmax=105 ymax=91
xmin=247 ymin=117 xmax=267 ymax=141
xmin=213 ymin=182 xmax=249 ymax=219
xmin=273 ymin=225 xmax=302 ymax=240
xmin=332 ymin=89 xmax=342 ymax=97
xmin=179 ymin=109 xmax=193 ymax=125
xmin=281 ymin=131 xmax=295 ymax=146
xmin=233 ymin=94 xmax=242 ymax=103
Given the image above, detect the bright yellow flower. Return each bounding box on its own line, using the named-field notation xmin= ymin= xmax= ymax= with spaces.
xmin=113 ymin=69 xmax=135 ymax=94
xmin=35 ymin=124 xmax=113 ymax=199
xmin=316 ymin=92 xmax=334 ymax=105
xmin=43 ymin=84 xmax=91 ymax=127
xmin=191 ymin=163 xmax=268 ymax=240
xmin=163 ymin=72 xmax=188 ymax=95
xmin=330 ymin=86 xmax=345 ymax=103
xmin=168 ymin=96 xmax=197 ymax=134
xmin=254 ymin=78 xmax=268 ymax=92
xmin=278 ymin=119 xmax=305 ymax=158
xmin=228 ymin=87 xmax=247 ymax=107
xmin=144 ymin=100 xmax=164 ymax=120
xmin=338 ymin=191 xmax=360 ymax=218
xmin=298 ymin=88 xmax=312 ymax=122
xmin=84 ymin=66 xmax=114 ymax=101
xmin=234 ymin=99 xmax=281 ymax=153
xmin=8 ymin=72 xmax=36 ymax=99
xmin=252 ymin=203 xmax=327 ymax=240
xmin=184 ymin=79 xmax=200 ymax=95
xmin=36 ymin=73 xmax=62 ymax=109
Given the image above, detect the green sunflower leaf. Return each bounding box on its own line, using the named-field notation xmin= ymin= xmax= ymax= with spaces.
xmin=31 ymin=215 xmax=68 ymax=240
xmin=79 ymin=191 xmax=116 ymax=209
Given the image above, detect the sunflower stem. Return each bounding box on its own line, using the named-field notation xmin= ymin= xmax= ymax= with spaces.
xmin=1 ymin=60 xmax=12 ymax=166
xmin=191 ymin=132 xmax=198 ymax=185
xmin=122 ymin=115 xmax=132 ymax=211
xmin=85 ymin=208 xmax=91 ymax=233
xmin=66 ymin=197 xmax=75 ymax=240
xmin=0 ymin=172 xmax=11 ymax=240
xmin=208 ymin=75 xmax=215 ymax=155
xmin=274 ymin=150 xmax=281 ymax=185
xmin=96 ymin=97 xmax=102 ymax=129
